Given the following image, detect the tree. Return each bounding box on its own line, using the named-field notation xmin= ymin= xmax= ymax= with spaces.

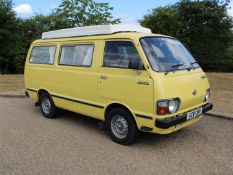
xmin=16 ymin=0 xmax=121 ymax=73
xmin=140 ymin=0 xmax=233 ymax=72
xmin=19 ymin=0 xmax=121 ymax=47
xmin=140 ymin=7 xmax=182 ymax=38
xmin=54 ymin=0 xmax=120 ymax=28
xmin=0 ymin=0 xmax=120 ymax=74
xmin=0 ymin=0 xmax=19 ymax=74
xmin=19 ymin=14 xmax=58 ymax=50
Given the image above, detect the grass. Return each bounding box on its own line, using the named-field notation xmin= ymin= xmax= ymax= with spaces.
xmin=0 ymin=74 xmax=24 ymax=92
xmin=206 ymin=73 xmax=233 ymax=91
xmin=0 ymin=73 xmax=232 ymax=116
xmin=206 ymin=73 xmax=233 ymax=117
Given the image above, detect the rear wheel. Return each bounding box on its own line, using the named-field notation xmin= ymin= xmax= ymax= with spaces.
xmin=39 ymin=93 xmax=56 ymax=119
xmin=106 ymin=108 xmax=138 ymax=145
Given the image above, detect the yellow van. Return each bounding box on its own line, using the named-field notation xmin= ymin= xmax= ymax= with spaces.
xmin=24 ymin=25 xmax=213 ymax=145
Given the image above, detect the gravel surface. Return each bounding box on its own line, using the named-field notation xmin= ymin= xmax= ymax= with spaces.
xmin=0 ymin=98 xmax=232 ymax=175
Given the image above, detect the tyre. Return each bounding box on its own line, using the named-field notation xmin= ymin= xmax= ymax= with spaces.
xmin=106 ymin=108 xmax=138 ymax=145
xmin=39 ymin=92 xmax=56 ymax=119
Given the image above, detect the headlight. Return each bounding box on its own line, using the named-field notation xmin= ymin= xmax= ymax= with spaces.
xmin=168 ymin=100 xmax=178 ymax=113
xmin=205 ymin=89 xmax=210 ymax=102
xmin=157 ymin=98 xmax=180 ymax=115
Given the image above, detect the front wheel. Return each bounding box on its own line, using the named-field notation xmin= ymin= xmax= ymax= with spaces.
xmin=39 ymin=93 xmax=56 ymax=119
xmin=106 ymin=108 xmax=138 ymax=145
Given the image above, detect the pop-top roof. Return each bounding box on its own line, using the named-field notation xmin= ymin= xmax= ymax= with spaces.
xmin=41 ymin=24 xmax=152 ymax=39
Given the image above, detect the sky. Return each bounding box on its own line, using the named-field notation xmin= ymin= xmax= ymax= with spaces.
xmin=13 ymin=0 xmax=233 ymax=25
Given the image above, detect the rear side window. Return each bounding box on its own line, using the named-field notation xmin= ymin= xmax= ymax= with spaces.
xmin=59 ymin=44 xmax=94 ymax=66
xmin=30 ymin=46 xmax=56 ymax=64
xmin=103 ymin=41 xmax=143 ymax=69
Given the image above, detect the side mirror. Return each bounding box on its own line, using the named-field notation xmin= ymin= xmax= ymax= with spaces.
xmin=129 ymin=59 xmax=140 ymax=70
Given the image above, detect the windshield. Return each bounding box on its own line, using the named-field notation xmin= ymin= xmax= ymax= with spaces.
xmin=140 ymin=37 xmax=199 ymax=72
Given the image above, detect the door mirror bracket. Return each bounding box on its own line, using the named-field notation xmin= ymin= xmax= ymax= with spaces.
xmin=129 ymin=59 xmax=140 ymax=69
xmin=129 ymin=59 xmax=142 ymax=75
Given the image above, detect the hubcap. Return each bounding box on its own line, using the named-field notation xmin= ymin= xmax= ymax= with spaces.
xmin=42 ymin=97 xmax=51 ymax=115
xmin=111 ymin=115 xmax=128 ymax=139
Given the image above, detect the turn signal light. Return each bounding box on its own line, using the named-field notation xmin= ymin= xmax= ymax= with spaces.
xmin=204 ymin=89 xmax=211 ymax=102
xmin=158 ymin=107 xmax=169 ymax=115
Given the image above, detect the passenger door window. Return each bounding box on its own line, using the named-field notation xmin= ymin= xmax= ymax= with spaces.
xmin=59 ymin=44 xmax=94 ymax=66
xmin=103 ymin=41 xmax=143 ymax=69
xmin=30 ymin=46 xmax=56 ymax=64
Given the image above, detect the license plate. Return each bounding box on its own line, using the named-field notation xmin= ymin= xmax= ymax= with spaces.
xmin=187 ymin=108 xmax=202 ymax=120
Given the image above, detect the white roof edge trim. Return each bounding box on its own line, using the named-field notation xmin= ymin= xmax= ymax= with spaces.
xmin=41 ymin=24 xmax=152 ymax=39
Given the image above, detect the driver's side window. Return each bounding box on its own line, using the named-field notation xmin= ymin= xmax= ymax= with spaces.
xmin=103 ymin=41 xmax=143 ymax=69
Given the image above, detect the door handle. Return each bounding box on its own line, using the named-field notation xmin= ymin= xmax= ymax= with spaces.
xmin=100 ymin=75 xmax=108 ymax=80
xmin=137 ymin=81 xmax=149 ymax=85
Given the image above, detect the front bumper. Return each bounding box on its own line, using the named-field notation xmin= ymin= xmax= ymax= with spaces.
xmin=155 ymin=103 xmax=213 ymax=129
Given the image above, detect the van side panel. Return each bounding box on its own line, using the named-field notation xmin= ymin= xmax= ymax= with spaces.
xmin=25 ymin=41 xmax=105 ymax=120
xmin=52 ymin=40 xmax=104 ymax=120
xmin=25 ymin=42 xmax=59 ymax=100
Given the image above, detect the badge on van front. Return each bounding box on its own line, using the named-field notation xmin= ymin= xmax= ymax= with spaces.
xmin=192 ymin=89 xmax=197 ymax=96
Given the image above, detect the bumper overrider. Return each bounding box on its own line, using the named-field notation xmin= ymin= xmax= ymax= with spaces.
xmin=155 ymin=103 xmax=213 ymax=129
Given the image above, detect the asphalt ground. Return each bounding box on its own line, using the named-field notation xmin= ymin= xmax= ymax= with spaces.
xmin=0 ymin=98 xmax=232 ymax=175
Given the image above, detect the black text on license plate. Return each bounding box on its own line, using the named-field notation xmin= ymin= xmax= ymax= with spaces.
xmin=187 ymin=108 xmax=202 ymax=120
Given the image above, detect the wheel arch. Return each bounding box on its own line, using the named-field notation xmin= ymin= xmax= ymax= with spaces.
xmin=104 ymin=102 xmax=138 ymax=128
xmin=37 ymin=88 xmax=51 ymax=100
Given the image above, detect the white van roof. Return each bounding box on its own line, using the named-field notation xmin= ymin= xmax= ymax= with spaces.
xmin=41 ymin=24 xmax=152 ymax=39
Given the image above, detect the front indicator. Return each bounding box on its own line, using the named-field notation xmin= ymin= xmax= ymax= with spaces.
xmin=204 ymin=88 xmax=211 ymax=102
xmin=157 ymin=101 xmax=169 ymax=115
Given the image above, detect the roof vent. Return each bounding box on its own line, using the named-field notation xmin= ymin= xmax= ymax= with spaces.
xmin=41 ymin=24 xmax=152 ymax=39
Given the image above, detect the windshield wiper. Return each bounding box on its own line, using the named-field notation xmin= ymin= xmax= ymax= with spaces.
xmin=186 ymin=61 xmax=198 ymax=71
xmin=165 ymin=63 xmax=183 ymax=75
xmin=171 ymin=63 xmax=184 ymax=68
xmin=190 ymin=61 xmax=198 ymax=70
xmin=190 ymin=61 xmax=197 ymax=65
